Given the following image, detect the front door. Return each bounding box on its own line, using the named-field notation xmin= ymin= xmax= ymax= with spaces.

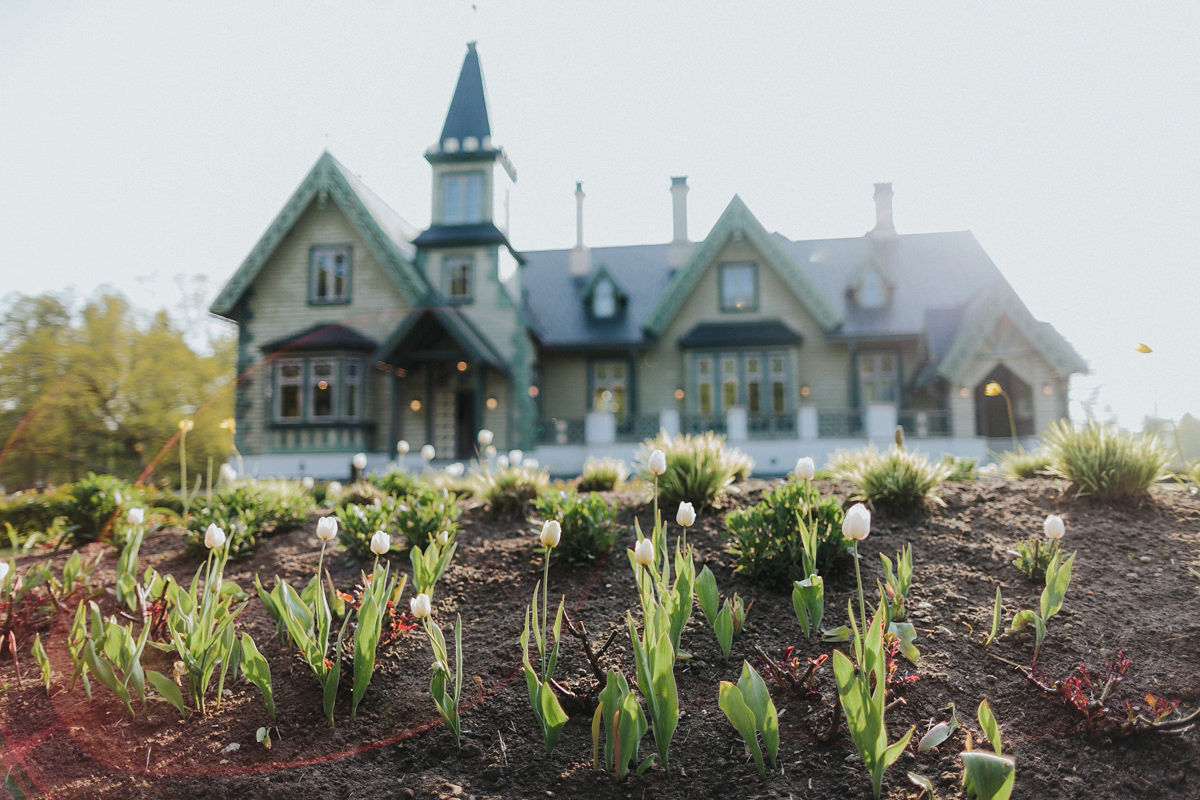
xmin=454 ymin=389 xmax=475 ymax=460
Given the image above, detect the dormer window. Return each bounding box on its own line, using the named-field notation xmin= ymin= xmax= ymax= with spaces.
xmin=441 ymin=172 xmax=484 ymax=224
xmin=593 ymin=280 xmax=616 ymax=318
xmin=857 ymin=269 xmax=887 ymax=309
xmin=310 ymin=246 xmax=351 ymax=304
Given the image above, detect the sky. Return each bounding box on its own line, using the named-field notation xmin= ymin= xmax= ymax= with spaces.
xmin=2 ymin=1 xmax=1198 ymax=431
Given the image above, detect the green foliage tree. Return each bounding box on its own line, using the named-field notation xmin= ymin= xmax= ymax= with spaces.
xmin=0 ymin=290 xmax=234 ymax=490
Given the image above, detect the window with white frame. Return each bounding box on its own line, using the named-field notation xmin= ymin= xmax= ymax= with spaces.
xmin=310 ymin=246 xmax=351 ymax=304
xmin=591 ymin=360 xmax=628 ymax=419
xmin=440 ymin=172 xmax=484 ymax=224
xmin=857 ymin=350 xmax=898 ymax=404
xmin=719 ymin=262 xmax=758 ymax=312
xmin=272 ymin=357 xmax=364 ymax=423
xmin=445 ymin=255 xmax=473 ymax=303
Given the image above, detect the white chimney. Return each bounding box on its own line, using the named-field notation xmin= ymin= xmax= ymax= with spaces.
xmin=570 ymin=181 xmax=590 ymax=276
xmin=870 ymin=182 xmax=896 ymax=237
xmin=668 ymin=176 xmax=692 ymax=268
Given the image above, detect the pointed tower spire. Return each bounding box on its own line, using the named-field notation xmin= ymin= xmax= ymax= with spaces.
xmin=438 ymin=41 xmax=491 ymax=151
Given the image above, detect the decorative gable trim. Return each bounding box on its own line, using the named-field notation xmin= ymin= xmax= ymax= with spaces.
xmin=581 ymin=264 xmax=628 ymax=319
xmin=210 ymin=152 xmax=427 ymax=319
xmin=643 ymin=195 xmax=842 ymax=337
xmin=936 ymin=278 xmax=1087 ymax=382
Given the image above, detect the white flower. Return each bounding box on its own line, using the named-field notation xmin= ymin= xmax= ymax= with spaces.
xmin=204 ymin=523 xmax=226 ymax=550
xmin=794 ymin=456 xmax=815 ymax=481
xmin=522 ymin=458 xmax=539 ymax=469
xmin=178 ymin=418 xmax=194 ymax=432
xmin=633 ymin=538 xmax=655 ymax=566
xmin=421 ymin=444 xmax=436 ymax=462
xmin=127 ymin=507 xmax=145 ymax=525
xmin=485 ymin=444 xmax=497 ymax=458
xmin=370 ymin=530 xmax=390 ymax=555
xmin=0 ymin=561 xmax=10 ymax=584
xmin=1044 ymin=514 xmax=1065 ymax=540
xmin=437 ymin=529 xmax=450 ymax=546
xmin=508 ymin=449 xmax=523 ymax=466
xmin=477 ymin=429 xmax=494 ymax=447
xmin=676 ymin=501 xmax=696 ymax=528
xmin=352 ymin=452 xmax=368 ymax=470
xmin=327 ymin=481 xmax=342 ymax=496
xmin=497 ymin=455 xmax=510 ymax=469
xmin=316 ymin=516 xmax=339 ymax=542
xmin=220 ymin=463 xmax=237 ymax=483
xmin=410 ymin=593 xmax=431 ymax=619
xmin=648 ymin=449 xmax=667 ymax=476
xmin=446 ymin=462 xmax=465 ymax=477
xmin=540 ymin=519 xmax=562 ymax=548
xmin=301 ymin=476 xmax=315 ymax=490
xmin=842 ymin=503 xmax=871 ymax=541
xmin=397 ymin=440 xmax=410 ymax=454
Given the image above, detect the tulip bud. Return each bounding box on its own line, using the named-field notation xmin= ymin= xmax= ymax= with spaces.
xmin=676 ymin=501 xmax=696 ymax=528
xmin=178 ymin=418 xmax=194 ymax=432
xmin=437 ymin=529 xmax=450 ymax=546
xmin=842 ymin=503 xmax=871 ymax=541
xmin=984 ymin=382 xmax=1003 ymax=397
xmin=485 ymin=444 xmax=497 ymax=458
xmin=1044 ymin=514 xmax=1065 ymax=540
xmin=327 ymin=481 xmax=342 ymax=496
xmin=316 ymin=516 xmax=339 ymax=542
xmin=397 ymin=439 xmax=410 ymax=454
xmin=477 ymin=429 xmax=494 ymax=447
xmin=421 ymin=444 xmax=436 ymax=462
xmin=0 ymin=562 xmax=9 ymax=584
xmin=522 ymin=458 xmax=539 ymax=470
xmin=540 ymin=519 xmax=562 ymax=548
xmin=410 ymin=593 xmax=431 ymax=619
xmin=127 ymin=507 xmax=145 ymax=526
xmin=352 ymin=452 xmax=368 ymax=470
xmin=220 ymin=463 xmax=238 ymax=483
xmin=648 ymin=449 xmax=667 ymax=476
xmin=794 ymin=456 xmax=815 ymax=481
xmin=301 ymin=476 xmax=315 ymax=491
xmin=370 ymin=530 xmax=390 ymax=555
xmin=633 ymin=537 xmax=655 ymax=566
xmin=496 ymin=455 xmax=510 ymax=469
xmin=508 ymin=449 xmax=523 ymax=466
xmin=204 ymin=523 xmax=226 ymax=550
xmin=446 ymin=462 xmax=465 ymax=477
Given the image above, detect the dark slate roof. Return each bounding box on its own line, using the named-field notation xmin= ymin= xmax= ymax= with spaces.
xmin=261 ymin=323 xmax=378 ymax=353
xmin=438 ymin=42 xmax=491 ymax=148
xmin=413 ymin=222 xmax=514 ymax=250
xmin=679 ymin=320 xmax=802 ymax=348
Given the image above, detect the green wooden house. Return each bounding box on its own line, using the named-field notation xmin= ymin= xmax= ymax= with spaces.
xmin=211 ymin=43 xmax=1085 ymax=478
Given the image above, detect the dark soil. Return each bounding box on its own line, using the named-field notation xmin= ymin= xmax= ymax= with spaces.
xmin=2 ymin=478 xmax=1199 ymax=799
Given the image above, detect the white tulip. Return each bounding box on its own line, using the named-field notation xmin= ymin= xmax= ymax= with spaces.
xmin=410 ymin=593 xmax=431 ymax=619
xmin=497 ymin=455 xmax=510 ymax=469
xmin=633 ymin=537 xmax=655 ymax=566
xmin=316 ymin=516 xmax=339 ymax=542
xmin=1044 ymin=514 xmax=1065 ymax=540
xmin=842 ymin=503 xmax=871 ymax=541
xmin=540 ymin=519 xmax=562 ymax=548
xmin=301 ymin=476 xmax=315 ymax=490
xmin=204 ymin=523 xmax=227 ymax=550
xmin=0 ymin=561 xmax=10 ymax=584
xmin=437 ymin=529 xmax=450 ymax=546
xmin=676 ymin=501 xmax=696 ymax=528
xmin=352 ymin=452 xmax=368 ymax=470
xmin=370 ymin=530 xmax=390 ymax=555
xmin=220 ymin=463 xmax=238 ymax=483
xmin=397 ymin=440 xmax=410 ymax=454
xmin=127 ymin=507 xmax=145 ymax=526
xmin=477 ymin=429 xmax=494 ymax=447
xmin=795 ymin=456 xmax=816 ymax=481
xmin=421 ymin=444 xmax=436 ymax=462
xmin=508 ymin=449 xmax=523 ymax=466
xmin=485 ymin=444 xmax=497 ymax=458
xmin=327 ymin=481 xmax=342 ymax=496
xmin=522 ymin=458 xmax=539 ymax=470
xmin=446 ymin=462 xmax=465 ymax=477
xmin=648 ymin=449 xmax=667 ymax=476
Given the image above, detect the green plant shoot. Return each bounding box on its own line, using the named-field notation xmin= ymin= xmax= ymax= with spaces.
xmin=591 ymin=669 xmax=650 ymax=780
xmin=717 ymin=661 xmax=779 ymax=778
xmin=1009 ymin=550 xmax=1075 ymax=660
xmin=424 ymin=613 xmax=464 ymax=747
xmin=792 ymin=574 xmax=824 ymax=639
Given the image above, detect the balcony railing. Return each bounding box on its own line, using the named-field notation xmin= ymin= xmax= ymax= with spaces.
xmin=266 ymin=422 xmax=375 ymax=453
xmin=535 ymin=417 xmax=587 ymax=445
xmin=817 ymin=408 xmax=863 ymax=438
xmin=898 ymin=409 xmax=951 ymax=438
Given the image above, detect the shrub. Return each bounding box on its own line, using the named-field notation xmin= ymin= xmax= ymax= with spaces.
xmin=337 ymin=487 xmax=461 ymax=560
xmin=473 ymin=464 xmax=550 ymax=519
xmin=533 ymin=490 xmax=620 ymax=567
xmin=372 ymin=469 xmax=423 ymax=499
xmin=999 ymin=447 xmax=1052 ymax=479
xmin=394 ymin=487 xmax=461 ymax=549
xmin=337 ymin=496 xmax=406 ymax=561
xmin=187 ymin=481 xmax=312 ymax=558
xmin=1042 ymin=419 xmax=1169 ymax=502
xmin=576 ymin=457 xmax=628 ymax=493
xmin=723 ymin=480 xmax=849 ymax=589
xmin=63 ymin=473 xmax=142 ymax=544
xmin=0 ymin=490 xmax=72 ymax=540
xmin=940 ymin=454 xmax=977 ymax=482
xmin=828 ymin=446 xmax=952 ymax=516
xmin=636 ymin=430 xmax=753 ymax=507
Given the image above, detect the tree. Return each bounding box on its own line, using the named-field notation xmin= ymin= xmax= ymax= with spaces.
xmin=0 ymin=290 xmax=235 ymax=491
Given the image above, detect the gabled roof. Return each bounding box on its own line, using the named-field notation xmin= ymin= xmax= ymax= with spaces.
xmin=210 ymin=152 xmax=425 ymax=320
xmin=374 ymin=305 xmax=508 ymax=372
xmin=261 ymin=323 xmax=377 ymax=354
xmin=933 ymin=278 xmax=1088 ymax=382
xmin=580 ymin=264 xmax=628 ymax=312
xmin=644 ymin=195 xmax=843 ymax=337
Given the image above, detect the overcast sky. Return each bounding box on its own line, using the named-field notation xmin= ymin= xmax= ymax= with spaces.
xmin=3 ymin=1 xmax=1197 ymax=430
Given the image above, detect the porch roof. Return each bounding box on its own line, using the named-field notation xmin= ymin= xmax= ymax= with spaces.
xmin=374 ymin=306 xmax=508 ymax=372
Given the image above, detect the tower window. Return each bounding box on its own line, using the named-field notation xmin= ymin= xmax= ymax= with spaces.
xmin=441 ymin=172 xmax=484 ymax=224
